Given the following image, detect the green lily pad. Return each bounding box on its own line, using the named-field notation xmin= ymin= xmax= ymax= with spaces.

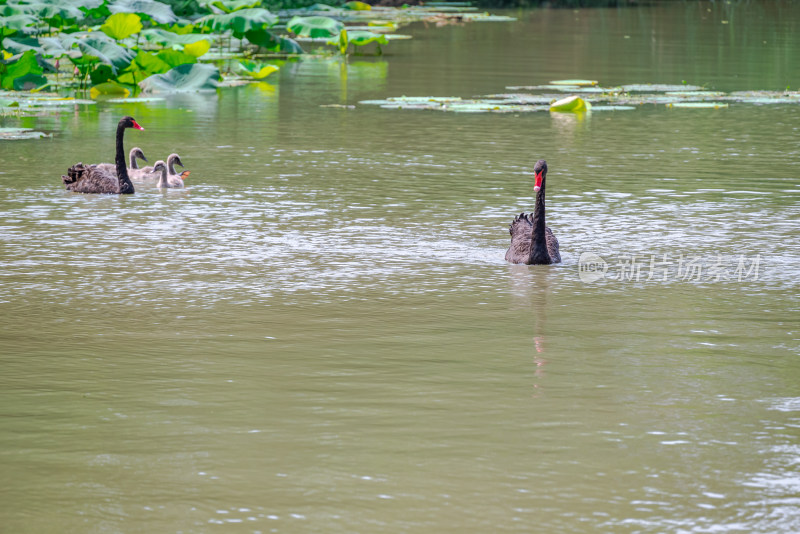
xmin=106 ymin=96 xmax=164 ymax=102
xmin=550 ymin=79 xmax=598 ymax=86
xmin=667 ymin=102 xmax=728 ymax=109
xmin=0 ymin=127 xmax=47 ymax=139
xmin=621 ymin=83 xmax=704 ymax=92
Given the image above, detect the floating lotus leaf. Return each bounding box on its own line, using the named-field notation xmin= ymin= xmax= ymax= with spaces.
xmin=100 ymin=13 xmax=143 ymax=40
xmin=89 ymin=81 xmax=130 ymax=98
xmin=106 ymin=96 xmax=164 ymax=102
xmin=550 ymin=79 xmax=598 ymax=87
xmin=588 ymin=105 xmax=636 ymax=111
xmin=550 ymin=95 xmax=591 ymax=112
xmin=287 ymin=15 xmax=344 ymax=38
xmin=621 ymin=83 xmax=704 ymax=92
xmin=667 ymin=102 xmax=728 ymax=109
xmin=139 ymin=62 xmax=220 ymax=92
xmin=198 ymin=8 xmax=278 ymax=37
xmin=237 ymin=59 xmax=278 ymax=79
xmin=108 ymin=0 xmax=177 ymax=24
xmin=0 ymin=126 xmax=47 ymax=139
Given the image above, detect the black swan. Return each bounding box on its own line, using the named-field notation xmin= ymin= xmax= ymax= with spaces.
xmin=136 ymin=153 xmax=186 ymax=181
xmin=61 ymin=116 xmax=144 ymax=194
xmin=153 ymin=160 xmax=187 ymax=188
xmin=505 ymin=159 xmax=561 ymax=265
xmin=95 ymin=147 xmax=147 ymax=175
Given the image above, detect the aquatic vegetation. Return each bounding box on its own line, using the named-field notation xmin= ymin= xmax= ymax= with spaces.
xmin=0 ymin=0 xmax=512 ymax=107
xmin=359 ymin=80 xmax=800 ymax=114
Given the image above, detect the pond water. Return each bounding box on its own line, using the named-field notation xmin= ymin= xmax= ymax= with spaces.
xmin=1 ymin=1 xmax=799 ymax=532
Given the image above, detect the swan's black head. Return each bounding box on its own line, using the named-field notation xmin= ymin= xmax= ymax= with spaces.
xmin=119 ymin=116 xmax=144 ymax=131
xmin=533 ymin=159 xmax=547 ymax=191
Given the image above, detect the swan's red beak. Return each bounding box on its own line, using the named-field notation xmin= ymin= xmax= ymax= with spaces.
xmin=533 ymin=170 xmax=543 ymax=192
xmin=132 ymin=120 xmax=144 ymax=131
xmin=180 ymin=171 xmax=191 ymax=180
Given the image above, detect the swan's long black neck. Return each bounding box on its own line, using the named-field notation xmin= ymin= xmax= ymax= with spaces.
xmin=529 ymin=175 xmax=551 ymax=265
xmin=115 ymin=122 xmax=134 ymax=195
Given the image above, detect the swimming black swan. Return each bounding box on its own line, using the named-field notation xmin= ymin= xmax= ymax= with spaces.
xmin=153 ymin=160 xmax=187 ymax=188
xmin=62 ymin=116 xmax=144 ymax=194
xmin=505 ymin=159 xmax=561 ymax=265
xmin=95 ymin=147 xmax=147 ymax=175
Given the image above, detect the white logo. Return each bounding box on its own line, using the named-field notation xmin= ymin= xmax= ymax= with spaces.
xmin=578 ymin=252 xmax=607 ymax=283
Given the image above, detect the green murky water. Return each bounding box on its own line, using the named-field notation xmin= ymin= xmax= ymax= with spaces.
xmin=1 ymin=2 xmax=799 ymax=532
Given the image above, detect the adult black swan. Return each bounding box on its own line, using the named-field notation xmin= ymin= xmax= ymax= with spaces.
xmin=61 ymin=116 xmax=144 ymax=194
xmin=505 ymin=159 xmax=561 ymax=265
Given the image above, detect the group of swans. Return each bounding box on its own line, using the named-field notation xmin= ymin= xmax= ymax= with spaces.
xmin=61 ymin=116 xmax=189 ymax=194
xmin=62 ymin=116 xmax=558 ymax=266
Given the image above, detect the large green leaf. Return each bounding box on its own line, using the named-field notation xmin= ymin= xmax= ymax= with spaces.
xmin=108 ymin=0 xmax=177 ymax=24
xmin=0 ymin=50 xmax=43 ymax=90
xmin=0 ymin=14 xmax=38 ymax=37
xmin=237 ymin=59 xmax=278 ymax=80
xmin=198 ymin=8 xmax=278 ymax=38
xmin=139 ymin=62 xmax=219 ymax=92
xmin=345 ymin=30 xmax=388 ymax=47
xmin=244 ymin=28 xmax=303 ymax=54
xmin=2 ymin=2 xmax=83 ymax=21
xmin=140 ymin=28 xmax=215 ymax=46
xmin=207 ymin=0 xmax=261 ymax=13
xmin=100 ymin=13 xmax=143 ymax=40
xmin=2 ymin=36 xmax=42 ymax=55
xmin=287 ymin=16 xmax=344 ymax=38
xmin=39 ymin=34 xmax=78 ymax=57
xmin=75 ymin=34 xmax=136 ymax=73
xmin=155 ymin=49 xmax=196 ymax=68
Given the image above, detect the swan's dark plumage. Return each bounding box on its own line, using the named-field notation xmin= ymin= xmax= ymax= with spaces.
xmin=505 ymin=159 xmax=561 ymax=265
xmin=61 ymin=116 xmax=143 ymax=195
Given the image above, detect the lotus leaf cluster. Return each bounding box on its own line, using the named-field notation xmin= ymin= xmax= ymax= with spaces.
xmin=359 ymin=81 xmax=800 ymax=114
xmin=0 ymin=0 xmax=517 ymax=99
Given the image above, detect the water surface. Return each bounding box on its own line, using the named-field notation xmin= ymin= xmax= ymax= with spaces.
xmin=1 ymin=2 xmax=799 ymax=532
